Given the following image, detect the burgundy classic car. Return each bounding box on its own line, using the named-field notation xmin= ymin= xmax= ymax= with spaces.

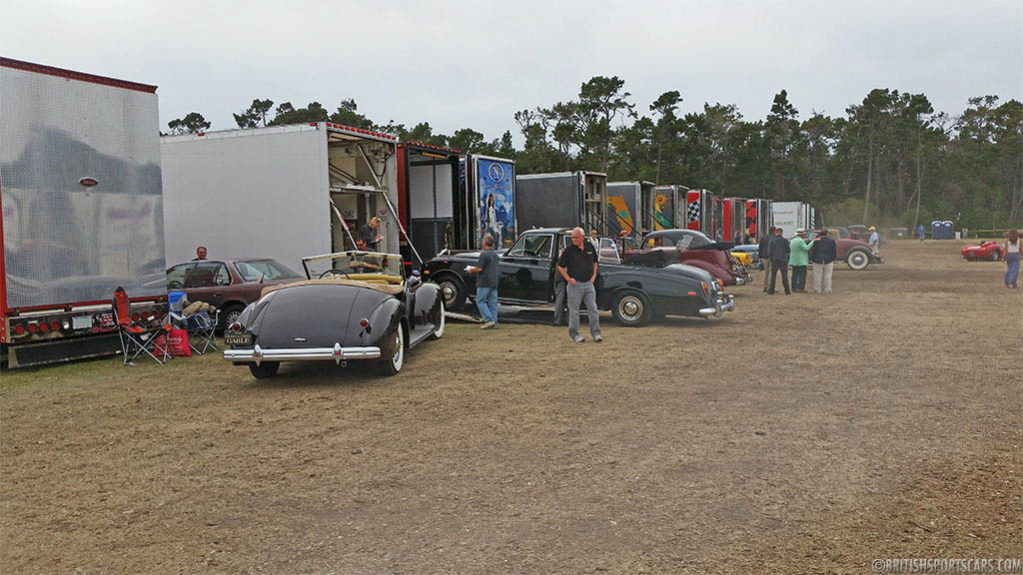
xmin=961 ymin=241 xmax=1004 ymax=261
xmin=166 ymin=258 xmax=304 ymax=328
xmin=812 ymin=229 xmax=881 ymax=270
xmin=623 ymin=230 xmax=749 ymax=286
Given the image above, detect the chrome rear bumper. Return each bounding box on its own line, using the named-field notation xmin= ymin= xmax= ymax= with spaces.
xmin=699 ymin=294 xmax=736 ymax=317
xmin=224 ymin=343 xmax=381 ymax=365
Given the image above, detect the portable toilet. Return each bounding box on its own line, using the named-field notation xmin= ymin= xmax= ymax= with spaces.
xmin=942 ymin=221 xmax=954 ymax=239
xmin=931 ymin=221 xmax=944 ymax=239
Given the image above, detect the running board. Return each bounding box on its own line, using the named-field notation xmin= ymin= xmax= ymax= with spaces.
xmin=407 ymin=325 xmax=435 ymax=348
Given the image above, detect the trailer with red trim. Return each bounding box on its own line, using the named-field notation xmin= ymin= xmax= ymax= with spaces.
xmin=394 ymin=142 xmax=463 ymax=270
xmin=1 ymin=58 xmax=168 ymax=367
xmin=745 ymin=198 xmax=773 ymax=243
xmin=721 ymin=197 xmax=747 ymax=243
xmin=684 ymin=189 xmax=721 ymax=240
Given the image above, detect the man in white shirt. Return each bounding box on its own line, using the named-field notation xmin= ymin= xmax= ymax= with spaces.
xmin=868 ymin=226 xmax=880 ymax=258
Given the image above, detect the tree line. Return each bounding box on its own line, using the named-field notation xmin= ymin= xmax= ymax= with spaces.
xmin=167 ymin=77 xmax=1022 ymax=229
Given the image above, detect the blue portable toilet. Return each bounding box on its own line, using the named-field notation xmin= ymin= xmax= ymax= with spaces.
xmin=931 ymin=221 xmax=943 ymax=239
xmin=942 ymin=221 xmax=954 ymax=239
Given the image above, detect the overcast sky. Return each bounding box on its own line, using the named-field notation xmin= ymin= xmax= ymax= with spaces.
xmin=4 ymin=0 xmax=1021 ymax=141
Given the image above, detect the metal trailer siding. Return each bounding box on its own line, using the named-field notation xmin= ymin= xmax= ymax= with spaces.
xmin=161 ymin=125 xmax=330 ymax=272
xmin=772 ymin=201 xmax=804 ymax=238
xmin=515 ymin=173 xmax=581 ymax=232
xmin=1 ymin=60 xmax=166 ymax=313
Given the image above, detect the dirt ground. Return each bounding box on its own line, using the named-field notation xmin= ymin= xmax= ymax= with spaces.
xmin=2 ymin=240 xmax=1020 ymax=574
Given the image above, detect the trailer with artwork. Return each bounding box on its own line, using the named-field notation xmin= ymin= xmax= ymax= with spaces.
xmin=1 ymin=58 xmax=168 ymax=367
xmin=685 ymin=189 xmax=721 ymax=240
xmin=721 ymin=197 xmax=747 ymax=243
xmin=607 ymin=181 xmax=656 ymax=239
xmin=745 ymin=198 xmax=773 ymax=242
xmin=459 ymin=154 xmax=516 ymax=250
xmin=653 ymin=185 xmax=683 ymax=231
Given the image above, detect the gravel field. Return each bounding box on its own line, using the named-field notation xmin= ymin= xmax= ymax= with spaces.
xmin=2 ymin=240 xmax=1020 ymax=574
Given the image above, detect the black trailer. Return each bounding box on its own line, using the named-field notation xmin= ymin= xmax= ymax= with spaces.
xmin=515 ymin=171 xmax=607 ymax=234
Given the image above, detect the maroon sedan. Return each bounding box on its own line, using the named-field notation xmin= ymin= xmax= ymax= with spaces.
xmin=623 ymin=230 xmax=749 ymax=286
xmin=166 ymin=258 xmax=303 ymax=328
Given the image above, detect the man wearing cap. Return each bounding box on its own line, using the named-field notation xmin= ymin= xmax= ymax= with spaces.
xmin=809 ymin=229 xmax=837 ymax=293
xmin=767 ymin=227 xmax=791 ymax=295
xmin=788 ymin=228 xmax=811 ymax=293
xmin=868 ymin=226 xmax=880 ymax=258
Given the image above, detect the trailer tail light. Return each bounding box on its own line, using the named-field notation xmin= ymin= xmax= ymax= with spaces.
xmin=28 ymin=323 xmax=37 ymax=333
xmin=132 ymin=313 xmax=140 ymax=321
xmin=50 ymin=321 xmax=60 ymax=331
xmin=14 ymin=324 xmax=25 ymax=335
xmin=39 ymin=323 xmax=49 ymax=333
xmin=140 ymin=312 xmax=149 ymax=320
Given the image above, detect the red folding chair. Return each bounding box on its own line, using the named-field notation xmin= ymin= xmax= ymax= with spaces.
xmin=113 ymin=287 xmax=167 ymax=365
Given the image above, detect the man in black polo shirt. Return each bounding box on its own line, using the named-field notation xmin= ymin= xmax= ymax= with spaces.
xmin=557 ymin=227 xmax=603 ymax=343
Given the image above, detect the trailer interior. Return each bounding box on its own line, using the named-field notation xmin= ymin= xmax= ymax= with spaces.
xmin=397 ymin=143 xmax=461 ymax=269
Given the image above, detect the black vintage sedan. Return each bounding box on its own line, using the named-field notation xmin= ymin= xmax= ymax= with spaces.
xmin=422 ymin=228 xmax=734 ymax=327
xmin=223 ymin=251 xmax=444 ymax=379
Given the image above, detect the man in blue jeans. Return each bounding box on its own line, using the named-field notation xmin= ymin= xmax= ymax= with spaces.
xmin=466 ymin=234 xmax=500 ymax=329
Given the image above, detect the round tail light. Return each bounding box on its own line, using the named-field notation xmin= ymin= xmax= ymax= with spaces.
xmin=14 ymin=325 xmax=25 ymax=335
xmin=39 ymin=323 xmax=49 ymax=333
xmin=359 ymin=318 xmax=369 ymax=328
xmin=50 ymin=321 xmax=60 ymax=331
xmin=228 ymin=322 xmax=242 ymax=332
xmin=28 ymin=324 xmax=37 ymax=334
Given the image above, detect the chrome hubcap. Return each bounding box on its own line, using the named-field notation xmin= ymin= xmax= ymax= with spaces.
xmin=620 ymin=298 xmax=641 ymax=318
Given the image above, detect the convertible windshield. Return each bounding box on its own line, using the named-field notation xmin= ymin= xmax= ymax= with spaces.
xmin=301 ymin=251 xmax=404 ymax=280
xmin=234 ymin=259 xmax=302 ymax=282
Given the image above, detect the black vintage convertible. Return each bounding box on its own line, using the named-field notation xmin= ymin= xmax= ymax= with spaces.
xmin=223 ymin=251 xmax=444 ymax=378
xmin=422 ymin=228 xmax=734 ymax=327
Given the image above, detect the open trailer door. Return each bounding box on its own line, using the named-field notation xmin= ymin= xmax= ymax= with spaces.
xmin=465 ymin=155 xmax=516 ymax=250
xmin=396 ymin=142 xmax=462 ymax=271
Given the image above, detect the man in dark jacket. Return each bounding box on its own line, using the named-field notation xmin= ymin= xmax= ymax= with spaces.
xmin=767 ymin=227 xmax=790 ymax=295
xmin=809 ymin=229 xmax=837 ymax=293
xmin=759 ymin=227 xmax=775 ymax=292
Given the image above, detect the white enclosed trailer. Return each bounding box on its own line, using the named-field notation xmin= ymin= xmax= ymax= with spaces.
xmin=161 ymin=123 xmax=401 ymax=272
xmin=772 ymin=201 xmax=816 ymax=238
xmin=1 ymin=58 xmax=168 ymax=367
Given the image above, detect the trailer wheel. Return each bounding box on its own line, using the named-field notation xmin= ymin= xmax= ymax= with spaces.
xmin=434 ymin=275 xmax=466 ymax=311
xmin=847 ymin=249 xmax=870 ymax=270
xmin=611 ymin=290 xmax=652 ymax=327
xmin=249 ymin=361 xmax=280 ymax=379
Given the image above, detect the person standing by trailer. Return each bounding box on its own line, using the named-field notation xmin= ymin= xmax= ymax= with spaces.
xmin=1004 ymin=229 xmax=1020 ymax=289
xmin=788 ymin=228 xmax=811 ymax=293
xmin=558 ymin=228 xmax=603 ymax=343
xmin=359 ymin=217 xmax=383 ymax=252
xmin=465 ymin=234 xmax=500 ymax=329
xmin=767 ymin=227 xmax=791 ymax=295
xmin=810 ymin=229 xmax=837 ymax=293
xmin=760 ymin=227 xmax=776 ymax=292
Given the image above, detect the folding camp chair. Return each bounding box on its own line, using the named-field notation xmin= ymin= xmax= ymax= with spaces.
xmin=174 ymin=307 xmax=219 ymax=355
xmin=113 ymin=287 xmax=167 ymax=365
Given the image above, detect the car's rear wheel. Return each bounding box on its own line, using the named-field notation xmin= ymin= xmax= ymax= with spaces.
xmin=428 ymin=300 xmax=445 ymax=340
xmin=377 ymin=326 xmax=405 ymax=376
xmin=434 ymin=275 xmax=466 ymax=311
xmin=249 ymin=361 xmax=280 ymax=379
xmin=847 ymin=249 xmax=870 ymax=270
xmin=611 ymin=290 xmax=652 ymax=327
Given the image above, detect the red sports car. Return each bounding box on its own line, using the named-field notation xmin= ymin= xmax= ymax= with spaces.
xmin=961 ymin=241 xmax=1003 ymax=261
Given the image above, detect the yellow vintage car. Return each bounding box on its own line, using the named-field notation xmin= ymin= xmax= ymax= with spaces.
xmin=729 ymin=248 xmax=756 ymax=266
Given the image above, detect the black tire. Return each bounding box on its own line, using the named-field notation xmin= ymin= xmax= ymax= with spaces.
xmin=434 ymin=275 xmax=466 ymax=311
xmin=248 ymin=361 xmax=280 ymax=379
xmin=427 ymin=300 xmax=445 ymax=340
xmin=847 ymin=249 xmax=870 ymax=271
xmin=611 ymin=290 xmax=653 ymax=327
xmin=966 ymin=254 xmax=976 ymax=261
xmin=220 ymin=304 xmax=244 ymax=330
xmin=377 ymin=325 xmax=406 ymax=376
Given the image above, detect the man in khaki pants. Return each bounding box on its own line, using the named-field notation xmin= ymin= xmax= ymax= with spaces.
xmin=759 ymin=227 xmax=775 ymax=292
xmin=810 ymin=229 xmax=837 ymax=293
